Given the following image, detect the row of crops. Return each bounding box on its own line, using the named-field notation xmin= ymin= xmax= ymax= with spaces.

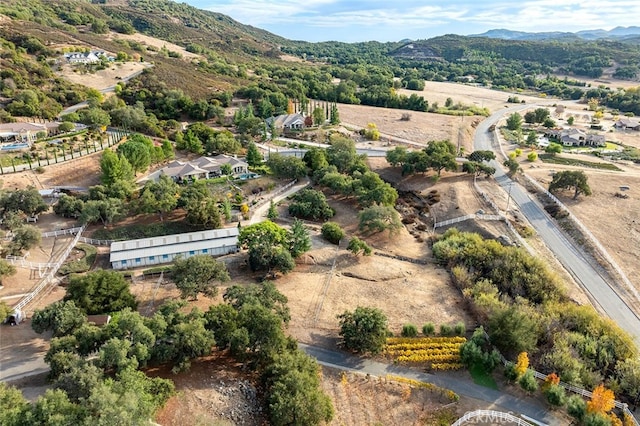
xmin=385 ymin=336 xmax=466 ymax=370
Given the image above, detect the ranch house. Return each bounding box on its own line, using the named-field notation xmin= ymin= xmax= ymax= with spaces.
xmin=156 ymin=155 xmax=249 ymax=183
xmin=544 ymin=128 xmax=605 ymax=147
xmin=266 ymin=113 xmax=305 ymax=131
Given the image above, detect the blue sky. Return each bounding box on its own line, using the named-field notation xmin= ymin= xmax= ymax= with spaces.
xmin=182 ymin=0 xmax=640 ymax=42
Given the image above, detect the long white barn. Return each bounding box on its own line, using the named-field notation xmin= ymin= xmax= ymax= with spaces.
xmin=109 ymin=228 xmax=239 ymax=270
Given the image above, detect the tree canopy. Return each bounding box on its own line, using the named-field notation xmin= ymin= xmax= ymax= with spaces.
xmin=338 ymin=306 xmax=388 ymax=354
xmin=549 ymin=170 xmax=592 ymax=200
xmin=288 ymin=189 xmax=334 ymax=221
xmin=65 ymin=270 xmax=138 ymax=315
xmin=171 ymin=254 xmax=230 ymax=299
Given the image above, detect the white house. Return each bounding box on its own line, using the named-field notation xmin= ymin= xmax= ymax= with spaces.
xmin=266 ymin=113 xmax=306 ymax=131
xmin=64 ymin=50 xmax=111 ymax=64
xmin=544 ymin=128 xmax=606 ymax=147
xmin=109 ymin=228 xmax=239 ymax=270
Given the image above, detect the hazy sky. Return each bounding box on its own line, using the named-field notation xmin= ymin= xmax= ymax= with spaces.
xmin=182 ymin=0 xmax=640 ymax=42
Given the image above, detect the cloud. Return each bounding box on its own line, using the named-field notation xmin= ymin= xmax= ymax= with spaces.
xmin=196 ymin=0 xmax=640 ymax=40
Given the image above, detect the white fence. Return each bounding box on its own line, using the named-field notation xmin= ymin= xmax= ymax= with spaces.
xmin=522 ymin=174 xmax=640 ymax=310
xmin=78 ymin=236 xmax=113 ymax=246
xmin=451 ymin=410 xmax=536 ymax=426
xmin=12 ymin=225 xmax=86 ymax=312
xmin=496 ymin=350 xmax=638 ymax=425
xmin=252 ymin=179 xmax=299 ymax=210
xmin=41 ymin=227 xmax=83 ymax=238
xmin=472 ymin=177 xmax=535 ymax=254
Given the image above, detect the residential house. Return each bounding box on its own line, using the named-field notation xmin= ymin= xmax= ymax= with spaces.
xmin=0 ymin=122 xmax=61 ymax=143
xmin=544 ymin=128 xmax=606 ymax=147
xmin=157 ymin=155 xmax=249 ymax=183
xmin=614 ymin=118 xmax=640 ymax=131
xmin=266 ymin=113 xmax=306 ymax=131
xmin=63 ymin=50 xmax=111 ymax=64
xmin=109 ymin=228 xmax=239 ymax=270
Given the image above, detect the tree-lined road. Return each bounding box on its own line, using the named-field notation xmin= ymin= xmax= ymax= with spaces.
xmin=475 ymin=107 xmax=640 ymax=344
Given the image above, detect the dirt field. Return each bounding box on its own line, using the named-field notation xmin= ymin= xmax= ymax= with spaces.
xmin=337 ymin=103 xmax=479 ymax=154
xmin=107 ymin=32 xmax=202 ymax=61
xmin=58 ymin=61 xmax=149 ymax=92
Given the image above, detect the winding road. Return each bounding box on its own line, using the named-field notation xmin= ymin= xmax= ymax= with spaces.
xmin=301 ymin=344 xmax=559 ymax=425
xmin=476 ymin=107 xmax=640 ymax=344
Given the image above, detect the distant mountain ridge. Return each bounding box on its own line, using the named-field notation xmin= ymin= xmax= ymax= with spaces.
xmin=469 ymin=26 xmax=640 ymax=41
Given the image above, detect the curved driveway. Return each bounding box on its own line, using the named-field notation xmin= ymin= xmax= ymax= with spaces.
xmin=476 ymin=107 xmax=640 ymax=344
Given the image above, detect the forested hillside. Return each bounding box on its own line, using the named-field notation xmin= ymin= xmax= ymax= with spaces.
xmin=1 ymin=0 xmax=640 ymax=125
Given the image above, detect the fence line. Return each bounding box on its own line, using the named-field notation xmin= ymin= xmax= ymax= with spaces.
xmin=252 ymin=179 xmax=298 ymax=211
xmin=41 ymin=227 xmax=83 ymax=238
xmin=472 ymin=177 xmax=536 ymax=254
xmin=12 ymin=225 xmax=86 ymax=313
xmin=522 ymin=174 xmax=640 ymax=309
xmin=486 ymin=331 xmax=639 ymax=425
xmin=451 ymin=409 xmax=537 ymax=426
xmin=0 ymin=129 xmax=129 ymax=175
xmin=77 ymin=236 xmax=113 ymax=246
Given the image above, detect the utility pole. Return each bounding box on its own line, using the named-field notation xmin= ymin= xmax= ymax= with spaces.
xmin=505 ymin=182 xmax=514 ymax=214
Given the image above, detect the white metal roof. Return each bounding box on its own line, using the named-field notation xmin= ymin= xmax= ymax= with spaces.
xmin=109 ymin=228 xmax=239 ymax=262
xmin=109 ymin=236 xmax=238 ymax=263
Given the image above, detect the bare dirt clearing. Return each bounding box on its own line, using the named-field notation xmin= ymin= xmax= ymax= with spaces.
xmin=336 ymin=103 xmax=478 ymax=153
xmin=399 ymin=81 xmax=546 ymax=112
xmin=525 ymin=163 xmax=640 ymax=293
xmin=107 ymin=32 xmax=202 ymax=61
xmin=57 ymin=61 xmax=149 ymax=91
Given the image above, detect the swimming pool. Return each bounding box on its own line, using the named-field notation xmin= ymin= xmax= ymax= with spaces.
xmin=0 ymin=143 xmax=29 ymax=151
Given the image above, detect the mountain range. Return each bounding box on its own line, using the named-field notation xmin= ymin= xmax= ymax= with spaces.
xmin=469 ymin=26 xmax=640 ymax=41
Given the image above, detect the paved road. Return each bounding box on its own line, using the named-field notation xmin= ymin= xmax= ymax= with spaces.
xmin=301 ymin=344 xmax=558 ymax=425
xmin=476 ymin=107 xmax=640 ymax=344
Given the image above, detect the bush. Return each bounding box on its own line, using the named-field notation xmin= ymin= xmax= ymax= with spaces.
xmin=454 ymin=322 xmax=466 ymax=336
xmin=518 ymin=369 xmax=538 ymax=393
xmin=401 ymin=324 xmax=418 ymax=337
xmin=567 ymin=395 xmax=587 ymax=422
xmin=58 ymin=244 xmax=97 ymax=276
xmin=504 ymin=362 xmax=519 ymax=382
xmin=422 ymin=322 xmax=435 ymax=336
xmin=439 ymin=324 xmax=454 ymax=336
xmin=321 ymin=222 xmax=344 ymax=245
xmin=338 ymin=306 xmax=388 ymax=354
xmin=544 ymin=384 xmax=567 ymax=407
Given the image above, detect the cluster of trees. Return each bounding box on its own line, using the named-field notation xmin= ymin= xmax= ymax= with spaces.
xmin=385 ymin=140 xmax=459 ymax=178
xmin=55 ymin=139 xmax=238 ymax=230
xmin=433 ymin=229 xmax=640 ymax=402
xmin=175 ymin=122 xmax=241 ymax=155
xmin=288 ymin=189 xmax=335 ymax=221
xmin=0 ymin=187 xmax=48 ymax=255
xmin=210 ymin=282 xmax=334 ymax=425
xmin=14 ymin=261 xmax=334 ymax=425
xmin=238 ymin=220 xmax=311 ymax=277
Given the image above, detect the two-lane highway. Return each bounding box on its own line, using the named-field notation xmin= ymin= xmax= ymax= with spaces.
xmin=476 ymin=108 xmax=640 ymax=344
